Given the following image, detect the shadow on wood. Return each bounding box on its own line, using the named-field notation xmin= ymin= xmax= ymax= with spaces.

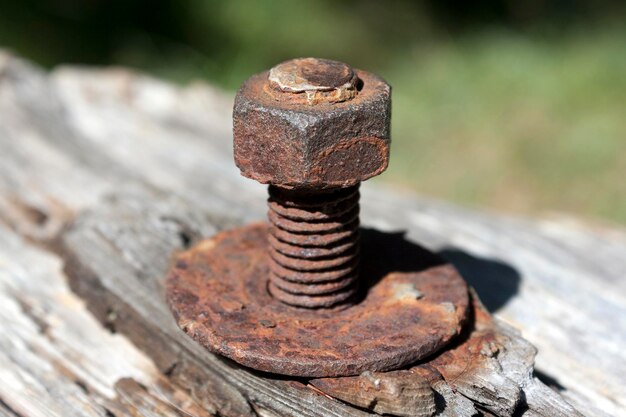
xmin=439 ymin=249 xmax=521 ymax=313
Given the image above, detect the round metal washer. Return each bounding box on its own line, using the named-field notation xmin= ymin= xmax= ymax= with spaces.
xmin=166 ymin=223 xmax=470 ymax=378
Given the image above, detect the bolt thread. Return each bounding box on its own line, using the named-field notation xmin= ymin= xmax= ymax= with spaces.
xmin=267 ymin=185 xmax=360 ymax=308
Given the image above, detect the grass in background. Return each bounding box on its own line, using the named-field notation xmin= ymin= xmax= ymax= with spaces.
xmin=385 ymin=27 xmax=626 ymax=224
xmin=1 ymin=0 xmax=624 ymax=224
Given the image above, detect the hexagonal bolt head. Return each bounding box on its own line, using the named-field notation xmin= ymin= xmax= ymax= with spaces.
xmin=233 ymin=58 xmax=391 ymax=189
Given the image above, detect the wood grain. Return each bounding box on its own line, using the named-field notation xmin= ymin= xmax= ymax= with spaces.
xmin=0 ymin=50 xmax=624 ymax=416
xmin=0 ymin=223 xmax=217 ymax=417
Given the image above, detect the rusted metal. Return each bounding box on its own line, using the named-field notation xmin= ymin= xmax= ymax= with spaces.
xmin=166 ymin=223 xmax=469 ymax=377
xmin=268 ymin=185 xmax=361 ymax=308
xmin=309 ymin=292 xmax=509 ymax=416
xmin=232 ymin=58 xmax=390 ymax=308
xmin=166 ymin=57 xmax=472 ymax=377
xmin=268 ymin=57 xmax=359 ymax=104
xmin=233 ymin=58 xmax=390 ymax=189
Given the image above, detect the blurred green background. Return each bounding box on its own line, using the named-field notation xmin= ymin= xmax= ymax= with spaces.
xmin=1 ymin=0 xmax=625 ymax=224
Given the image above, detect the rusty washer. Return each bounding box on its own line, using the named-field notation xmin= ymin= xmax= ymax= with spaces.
xmin=166 ymin=58 xmax=470 ymax=377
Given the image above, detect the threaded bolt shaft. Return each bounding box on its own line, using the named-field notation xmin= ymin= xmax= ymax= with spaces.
xmin=267 ymin=185 xmax=361 ymax=308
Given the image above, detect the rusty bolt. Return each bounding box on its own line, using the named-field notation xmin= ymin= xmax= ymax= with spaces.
xmin=266 ymin=185 xmax=361 ymax=307
xmin=233 ymin=58 xmax=391 ymax=308
xmin=166 ymin=58 xmax=470 ymax=377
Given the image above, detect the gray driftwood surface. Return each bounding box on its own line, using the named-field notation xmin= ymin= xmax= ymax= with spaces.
xmin=0 ymin=51 xmax=624 ymax=417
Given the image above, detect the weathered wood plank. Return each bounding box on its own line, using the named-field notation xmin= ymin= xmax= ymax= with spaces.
xmin=0 ymin=51 xmax=624 ymax=416
xmin=0 ymin=405 xmax=20 ymax=417
xmin=0 ymin=224 xmax=216 ymax=417
xmin=60 ymin=190 xmax=585 ymax=417
xmin=360 ymin=190 xmax=626 ymax=417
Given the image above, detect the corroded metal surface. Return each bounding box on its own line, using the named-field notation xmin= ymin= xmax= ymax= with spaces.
xmin=309 ymin=293 xmax=513 ymax=416
xmin=232 ymin=58 xmax=392 ymax=309
xmin=268 ymin=57 xmax=359 ymax=104
xmin=167 ymin=58 xmax=473 ymax=378
xmin=233 ymin=60 xmax=391 ymax=189
xmin=166 ymin=223 xmax=470 ymax=378
xmin=267 ymin=185 xmax=361 ymax=308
